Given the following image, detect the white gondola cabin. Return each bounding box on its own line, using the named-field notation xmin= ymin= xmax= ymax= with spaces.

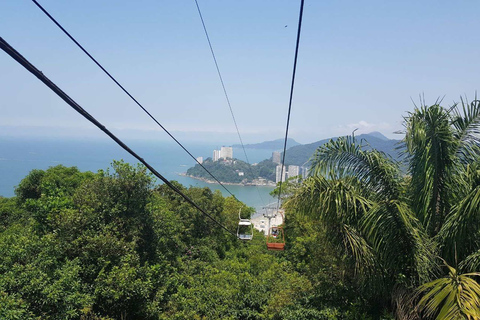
xmin=237 ymin=208 xmax=253 ymax=240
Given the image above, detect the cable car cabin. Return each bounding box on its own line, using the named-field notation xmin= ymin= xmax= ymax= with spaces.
xmin=237 ymin=219 xmax=253 ymax=240
xmin=237 ymin=208 xmax=254 ymax=240
xmin=266 ymin=226 xmax=285 ymax=251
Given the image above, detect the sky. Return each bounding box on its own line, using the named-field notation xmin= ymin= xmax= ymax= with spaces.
xmin=1 ymin=0 xmax=480 ymax=144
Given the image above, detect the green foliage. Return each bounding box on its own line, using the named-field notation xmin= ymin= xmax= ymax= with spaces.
xmin=284 ymin=97 xmax=480 ymax=318
xmin=0 ymin=290 xmax=34 ymax=320
xmin=270 ymin=176 xmax=303 ymax=200
xmin=404 ymin=104 xmax=455 ymax=235
xmin=0 ymin=223 xmax=93 ymax=319
xmin=93 ymin=255 xmax=162 ymax=319
xmin=164 ymin=237 xmax=314 ymax=320
xmin=417 ymin=261 xmax=480 ymax=319
xmin=255 ymin=159 xmax=278 ymax=182
xmin=0 ymin=161 xmax=317 ymax=319
xmin=3 ymin=97 xmax=479 ymax=319
xmin=0 ymin=197 xmax=24 ymax=230
xmin=222 ymin=196 xmax=255 ymax=231
xmin=14 ymin=165 xmax=94 ymax=232
xmin=15 ymin=169 xmax=45 ymax=201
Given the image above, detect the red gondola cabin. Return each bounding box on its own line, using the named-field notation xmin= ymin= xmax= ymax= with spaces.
xmin=266 ymin=226 xmax=285 ymax=251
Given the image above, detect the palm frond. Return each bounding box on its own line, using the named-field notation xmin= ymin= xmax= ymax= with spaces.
xmin=416 ymin=260 xmax=480 ymax=320
xmin=342 ymin=223 xmax=377 ymax=274
xmin=361 ymin=200 xmax=437 ymax=280
xmin=286 ymin=176 xmax=376 ymax=273
xmin=286 ymin=176 xmax=372 ymax=226
xmin=403 ymin=104 xmax=455 ymax=235
xmin=439 ymin=184 xmax=480 ymax=263
xmin=310 ymin=135 xmax=401 ymax=200
xmin=460 ymin=250 xmax=480 ymax=274
xmin=392 ymin=285 xmax=422 ymax=320
xmin=451 ymin=96 xmax=480 ymax=164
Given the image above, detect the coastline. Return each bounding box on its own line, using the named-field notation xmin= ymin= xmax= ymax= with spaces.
xmin=179 ymin=173 xmax=276 ymax=187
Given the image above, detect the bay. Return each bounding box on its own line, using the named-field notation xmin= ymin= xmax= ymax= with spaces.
xmin=0 ymin=137 xmax=276 ymax=210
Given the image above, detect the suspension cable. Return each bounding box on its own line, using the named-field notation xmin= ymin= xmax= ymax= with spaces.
xmin=193 ymin=0 xmax=266 ymax=206
xmin=0 ymin=37 xmax=237 ymax=238
xmin=276 ymin=0 xmax=305 ymax=212
xmin=31 ymin=0 xmax=239 ymax=200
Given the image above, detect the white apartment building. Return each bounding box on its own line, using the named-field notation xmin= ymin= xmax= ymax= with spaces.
xmin=220 ymin=146 xmax=233 ymax=159
xmin=213 ymin=150 xmax=221 ymax=162
xmin=288 ymin=165 xmax=300 ymax=178
xmin=301 ymin=166 xmax=309 ymax=178
xmin=272 ymin=151 xmax=281 ymax=164
xmin=276 ymin=165 xmax=286 ymax=183
xmin=196 ymin=157 xmax=203 ymax=164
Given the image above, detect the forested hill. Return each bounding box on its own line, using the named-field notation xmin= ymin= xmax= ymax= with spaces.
xmin=233 ymin=138 xmax=300 ymax=150
xmin=186 ymin=158 xmax=277 ymax=183
xmin=283 ymin=132 xmax=401 ymax=166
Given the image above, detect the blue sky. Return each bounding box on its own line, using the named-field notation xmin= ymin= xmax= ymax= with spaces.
xmin=1 ymin=0 xmax=479 ymax=144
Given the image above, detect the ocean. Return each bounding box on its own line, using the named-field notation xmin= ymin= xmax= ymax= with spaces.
xmin=0 ymin=137 xmax=276 ymax=210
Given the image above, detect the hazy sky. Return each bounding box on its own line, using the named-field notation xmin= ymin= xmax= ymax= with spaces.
xmin=1 ymin=0 xmax=479 ymax=144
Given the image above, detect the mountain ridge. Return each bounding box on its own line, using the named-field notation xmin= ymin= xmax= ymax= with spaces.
xmin=283 ymin=132 xmax=401 ymax=166
xmin=233 ymin=138 xmax=300 ymax=150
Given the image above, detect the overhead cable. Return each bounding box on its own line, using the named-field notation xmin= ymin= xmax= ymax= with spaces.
xmin=31 ymin=0 xmax=238 ymax=200
xmin=0 ymin=37 xmax=237 ymax=238
xmin=277 ymin=0 xmax=305 ymax=211
xmin=193 ymin=0 xmax=266 ymax=206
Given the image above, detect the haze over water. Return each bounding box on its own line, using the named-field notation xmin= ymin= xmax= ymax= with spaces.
xmin=0 ymin=137 xmax=275 ymax=210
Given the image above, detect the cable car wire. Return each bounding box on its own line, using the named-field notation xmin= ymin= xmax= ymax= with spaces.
xmin=0 ymin=37 xmax=237 ymax=238
xmin=276 ymin=0 xmax=305 ymax=211
xmin=193 ymin=0 xmax=266 ymax=206
xmin=31 ymin=0 xmax=239 ymax=200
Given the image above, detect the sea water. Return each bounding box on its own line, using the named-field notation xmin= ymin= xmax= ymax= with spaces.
xmin=0 ymin=137 xmax=276 ymax=210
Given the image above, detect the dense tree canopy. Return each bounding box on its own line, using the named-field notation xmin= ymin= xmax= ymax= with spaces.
xmin=0 ymin=161 xmax=337 ymax=319
xmin=2 ymin=98 xmax=480 ymax=319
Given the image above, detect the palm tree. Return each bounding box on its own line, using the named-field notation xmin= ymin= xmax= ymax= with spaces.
xmin=417 ymin=260 xmax=480 ymax=320
xmin=286 ymin=97 xmax=480 ymax=318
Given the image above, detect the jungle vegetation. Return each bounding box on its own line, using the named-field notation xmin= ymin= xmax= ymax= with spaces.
xmin=0 ymin=162 xmax=332 ymax=319
xmin=286 ymin=97 xmax=480 ymax=319
xmin=1 ymin=98 xmax=480 ymax=319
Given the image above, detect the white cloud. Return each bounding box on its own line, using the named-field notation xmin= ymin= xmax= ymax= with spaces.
xmin=334 ymin=120 xmax=396 ymax=137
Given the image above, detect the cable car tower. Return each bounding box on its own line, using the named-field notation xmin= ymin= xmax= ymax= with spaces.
xmin=262 ymin=204 xmax=278 ymax=234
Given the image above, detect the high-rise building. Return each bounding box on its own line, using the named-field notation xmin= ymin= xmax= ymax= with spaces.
xmin=301 ymin=166 xmax=309 ymax=178
xmin=213 ymin=150 xmax=221 ymax=162
xmin=196 ymin=157 xmax=203 ymax=164
xmin=220 ymin=146 xmax=233 ymax=159
xmin=288 ymin=165 xmax=300 ymax=179
xmin=272 ymin=151 xmax=281 ymax=164
xmin=276 ymin=165 xmax=286 ymax=183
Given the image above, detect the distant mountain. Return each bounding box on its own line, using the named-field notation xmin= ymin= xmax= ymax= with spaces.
xmin=366 ymin=131 xmax=390 ymax=141
xmin=283 ymin=132 xmax=401 ymax=166
xmin=233 ymin=138 xmax=301 ymax=150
